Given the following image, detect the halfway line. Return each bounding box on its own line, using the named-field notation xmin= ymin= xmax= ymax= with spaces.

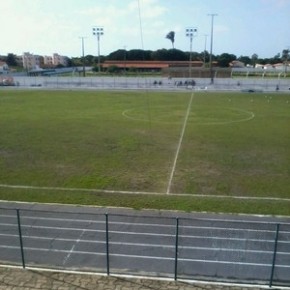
xmin=166 ymin=92 xmax=194 ymax=194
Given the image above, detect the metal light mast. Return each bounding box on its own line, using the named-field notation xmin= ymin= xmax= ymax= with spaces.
xmin=92 ymin=26 xmax=104 ymax=73
xmin=185 ymin=27 xmax=198 ymax=78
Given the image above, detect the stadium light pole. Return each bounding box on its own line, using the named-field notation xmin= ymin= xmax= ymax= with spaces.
xmin=203 ymin=34 xmax=208 ymax=67
xmin=79 ymin=36 xmax=86 ymax=77
xmin=123 ymin=45 xmax=127 ymax=75
xmin=283 ymin=46 xmax=290 ymax=75
xmin=208 ymin=13 xmax=218 ymax=84
xmin=185 ymin=27 xmax=198 ymax=78
xmin=92 ymin=26 xmax=104 ymax=73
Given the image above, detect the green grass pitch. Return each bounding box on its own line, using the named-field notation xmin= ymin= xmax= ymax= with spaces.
xmin=0 ymin=89 xmax=289 ymax=215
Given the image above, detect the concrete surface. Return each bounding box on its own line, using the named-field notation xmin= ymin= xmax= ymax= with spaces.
xmin=0 ymin=267 xmax=280 ymax=290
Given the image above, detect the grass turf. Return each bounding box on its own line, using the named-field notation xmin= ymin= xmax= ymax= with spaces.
xmin=0 ymin=89 xmax=289 ymax=215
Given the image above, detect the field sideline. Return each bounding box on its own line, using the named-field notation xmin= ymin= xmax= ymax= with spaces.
xmin=0 ymin=89 xmax=289 ymax=215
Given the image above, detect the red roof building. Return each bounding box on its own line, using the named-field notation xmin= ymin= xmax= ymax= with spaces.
xmin=102 ymin=60 xmax=204 ymax=70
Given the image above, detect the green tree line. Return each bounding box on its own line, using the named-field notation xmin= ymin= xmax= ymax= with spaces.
xmin=68 ymin=48 xmax=290 ymax=68
xmin=1 ymin=49 xmax=289 ymax=69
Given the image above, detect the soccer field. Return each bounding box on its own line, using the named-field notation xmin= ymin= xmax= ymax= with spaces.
xmin=0 ymin=89 xmax=289 ymax=214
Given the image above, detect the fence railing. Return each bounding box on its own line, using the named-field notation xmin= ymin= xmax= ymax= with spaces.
xmin=0 ymin=207 xmax=289 ymax=287
xmin=9 ymin=76 xmax=290 ymax=92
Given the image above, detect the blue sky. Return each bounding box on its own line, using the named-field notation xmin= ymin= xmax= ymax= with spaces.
xmin=1 ymin=0 xmax=289 ymax=58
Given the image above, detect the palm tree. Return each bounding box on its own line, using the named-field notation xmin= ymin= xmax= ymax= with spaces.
xmin=166 ymin=31 xmax=175 ymax=49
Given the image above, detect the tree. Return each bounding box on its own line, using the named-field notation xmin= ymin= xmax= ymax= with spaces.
xmin=151 ymin=49 xmax=169 ymax=61
xmin=152 ymin=49 xmax=187 ymax=61
xmin=66 ymin=58 xmax=73 ymax=67
xmin=71 ymin=57 xmax=82 ymax=66
xmin=166 ymin=31 xmax=175 ymax=49
xmin=272 ymin=53 xmax=281 ymax=64
xmin=168 ymin=49 xmax=187 ymax=61
xmin=6 ymin=53 xmax=17 ymax=66
xmin=107 ymin=49 xmax=152 ymax=61
xmin=127 ymin=49 xmax=151 ymax=60
xmin=85 ymin=54 xmax=96 ymax=65
xmin=202 ymin=50 xmax=210 ymax=65
xmin=107 ymin=49 xmax=125 ymax=60
xmin=185 ymin=51 xmax=201 ymax=62
xmin=106 ymin=65 xmax=120 ymax=73
xmin=216 ymin=53 xmax=236 ymax=67
xmin=282 ymin=49 xmax=289 ymax=64
xmin=238 ymin=55 xmax=251 ymax=66
xmin=251 ymin=53 xmax=258 ymax=67
xmin=282 ymin=49 xmax=289 ymax=73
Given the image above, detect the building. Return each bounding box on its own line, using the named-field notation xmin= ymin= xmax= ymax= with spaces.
xmin=23 ymin=52 xmax=68 ymax=70
xmin=22 ymin=52 xmax=43 ymax=70
xmin=0 ymin=61 xmax=9 ymax=74
xmin=43 ymin=55 xmax=54 ymax=67
xmin=229 ymin=60 xmax=245 ymax=68
xmin=52 ymin=53 xmax=68 ymax=67
xmin=102 ymin=60 xmax=204 ymax=72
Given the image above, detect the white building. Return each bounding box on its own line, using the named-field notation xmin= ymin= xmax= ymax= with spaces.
xmin=43 ymin=55 xmax=53 ymax=67
xmin=29 ymin=53 xmax=68 ymax=68
xmin=0 ymin=61 xmax=9 ymax=74
xmin=229 ymin=60 xmax=245 ymax=68
xmin=52 ymin=53 xmax=68 ymax=66
xmin=22 ymin=52 xmax=43 ymax=70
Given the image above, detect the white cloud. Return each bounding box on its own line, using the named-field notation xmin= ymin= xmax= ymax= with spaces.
xmin=0 ymin=0 xmax=289 ymax=58
xmin=129 ymin=0 xmax=168 ymax=19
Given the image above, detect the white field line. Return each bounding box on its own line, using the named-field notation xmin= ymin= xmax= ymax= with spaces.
xmin=3 ymin=233 xmax=290 ymax=255
xmin=3 ymin=213 xmax=290 ymax=235
xmin=0 ymin=183 xmax=157 ymax=195
xmin=62 ymin=229 xmax=86 ymax=265
xmin=2 ymin=244 xmax=290 ymax=268
xmin=0 ymin=214 xmax=290 ymax=230
xmin=166 ymin=92 xmax=194 ymax=194
xmin=3 ymin=222 xmax=290 ymax=239
xmin=122 ymin=107 xmax=255 ymax=126
xmin=0 ymin=230 xmax=290 ymax=245
xmin=1 ymin=183 xmax=290 ymax=202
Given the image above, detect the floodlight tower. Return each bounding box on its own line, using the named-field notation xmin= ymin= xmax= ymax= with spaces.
xmin=79 ymin=36 xmax=86 ymax=77
xmin=92 ymin=26 xmax=104 ymax=73
xmin=203 ymin=34 xmax=208 ymax=67
xmin=208 ymin=13 xmax=218 ymax=84
xmin=185 ymin=27 xmax=198 ymax=78
xmin=283 ymin=46 xmax=290 ymax=75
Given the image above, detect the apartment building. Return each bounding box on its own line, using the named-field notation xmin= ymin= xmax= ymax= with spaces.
xmin=43 ymin=55 xmax=53 ymax=67
xmin=23 ymin=52 xmax=68 ymax=69
xmin=22 ymin=52 xmax=43 ymax=70
xmin=52 ymin=53 xmax=68 ymax=66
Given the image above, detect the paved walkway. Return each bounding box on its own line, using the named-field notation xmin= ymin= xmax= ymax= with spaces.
xmin=0 ymin=267 xmax=278 ymax=290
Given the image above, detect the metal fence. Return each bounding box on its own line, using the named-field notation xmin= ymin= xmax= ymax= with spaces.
xmin=10 ymin=76 xmax=290 ymax=92
xmin=0 ymin=208 xmax=290 ymax=287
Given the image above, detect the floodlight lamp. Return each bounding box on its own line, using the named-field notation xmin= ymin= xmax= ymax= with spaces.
xmin=92 ymin=27 xmax=104 ymax=36
xmin=185 ymin=27 xmax=198 ymax=36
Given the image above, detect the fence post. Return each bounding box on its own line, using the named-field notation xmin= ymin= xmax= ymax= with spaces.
xmin=174 ymin=217 xmax=179 ymax=280
xmin=269 ymin=223 xmax=280 ymax=287
xmin=16 ymin=209 xmax=25 ymax=269
xmin=105 ymin=213 xmax=110 ymax=276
